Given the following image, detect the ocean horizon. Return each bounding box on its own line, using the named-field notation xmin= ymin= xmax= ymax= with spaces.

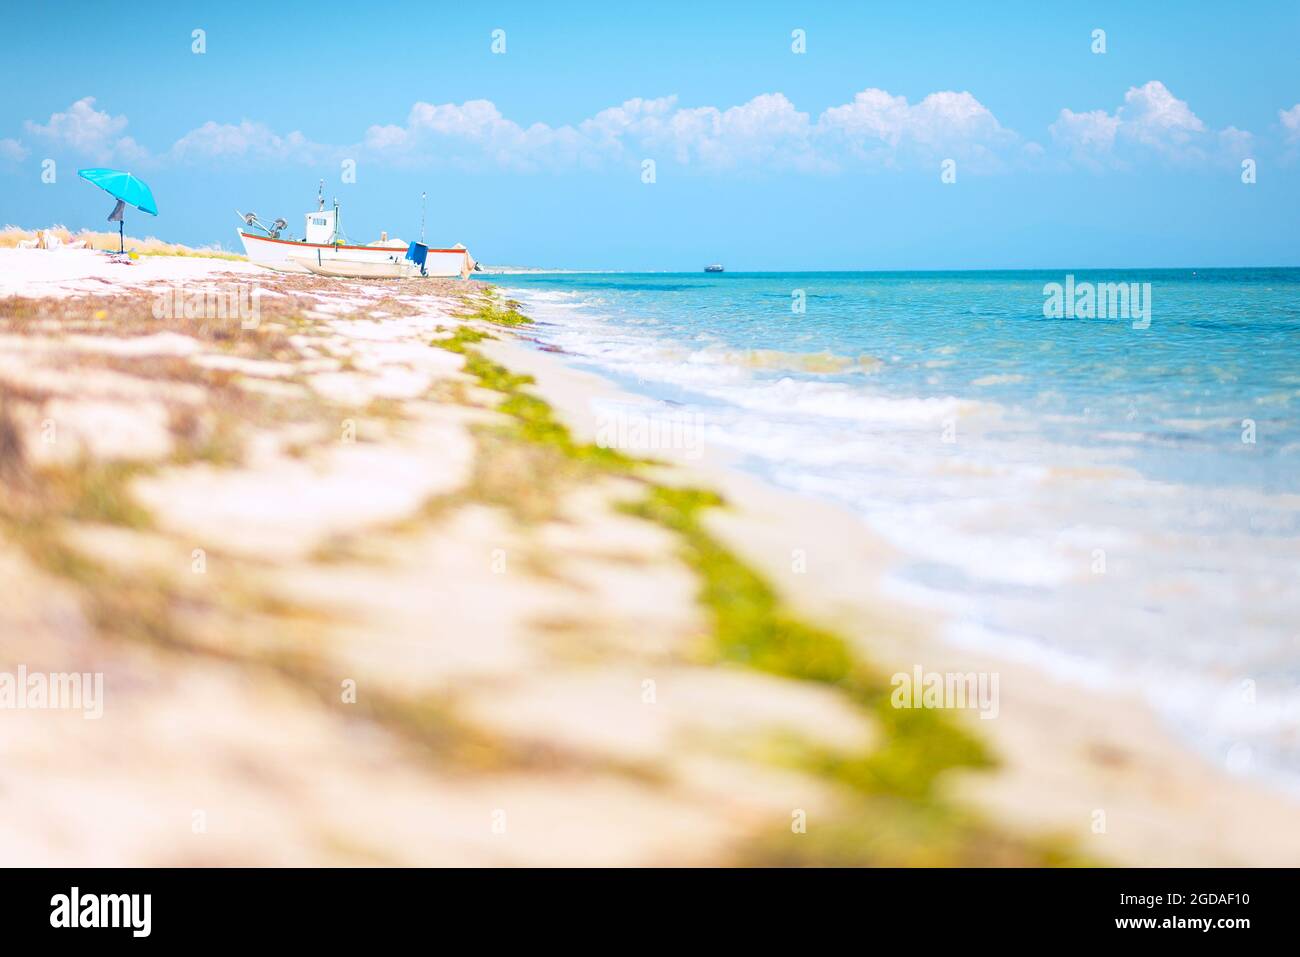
xmin=488 ymin=266 xmax=1300 ymax=274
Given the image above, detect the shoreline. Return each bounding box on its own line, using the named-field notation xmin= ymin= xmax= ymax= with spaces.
xmin=482 ymin=287 xmax=1300 ymax=866
xmin=1 ymin=248 xmax=1295 ymax=865
xmin=492 ymin=272 xmax=1300 ymax=793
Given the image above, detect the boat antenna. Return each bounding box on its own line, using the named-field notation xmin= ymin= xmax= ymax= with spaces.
xmin=420 ymin=191 xmax=427 ymax=245
xmin=317 ymin=179 xmax=324 ymax=212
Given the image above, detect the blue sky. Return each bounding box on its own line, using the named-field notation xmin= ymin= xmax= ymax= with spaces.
xmin=1 ymin=1 xmax=1297 ymax=269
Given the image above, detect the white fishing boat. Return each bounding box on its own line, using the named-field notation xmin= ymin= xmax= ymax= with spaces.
xmin=237 ymin=183 xmax=477 ymax=279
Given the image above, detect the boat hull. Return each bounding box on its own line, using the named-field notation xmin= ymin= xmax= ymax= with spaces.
xmin=289 ymin=255 xmax=421 ymax=279
xmin=238 ymin=231 xmax=474 ymax=278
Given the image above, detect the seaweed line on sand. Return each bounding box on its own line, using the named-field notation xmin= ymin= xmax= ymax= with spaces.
xmin=436 ymin=292 xmax=1086 ymax=866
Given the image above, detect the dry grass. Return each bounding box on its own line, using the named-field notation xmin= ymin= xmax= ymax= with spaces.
xmin=0 ymin=224 xmax=244 ymax=259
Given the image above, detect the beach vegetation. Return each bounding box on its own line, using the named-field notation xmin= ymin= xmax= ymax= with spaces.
xmin=435 ymin=332 xmax=634 ymax=471
xmin=619 ymin=484 xmax=991 ymax=796
xmin=1 ymin=224 xmax=245 ymax=260
xmin=454 ymin=294 xmax=533 ymax=327
xmin=438 ymin=320 xmax=992 ymax=796
xmin=431 ymin=325 xmax=495 ymax=353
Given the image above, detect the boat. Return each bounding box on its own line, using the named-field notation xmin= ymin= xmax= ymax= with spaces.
xmin=288 ymin=253 xmax=423 ymax=280
xmin=237 ymin=183 xmax=477 ymax=279
xmin=704 ymin=264 xmax=724 ymax=272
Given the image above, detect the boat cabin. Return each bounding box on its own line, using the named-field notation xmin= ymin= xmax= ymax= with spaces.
xmin=305 ymin=208 xmax=338 ymax=245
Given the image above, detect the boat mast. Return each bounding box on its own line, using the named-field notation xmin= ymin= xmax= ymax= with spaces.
xmin=420 ymin=191 xmax=427 ymax=245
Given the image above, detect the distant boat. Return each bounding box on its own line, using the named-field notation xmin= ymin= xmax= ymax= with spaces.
xmin=704 ymin=264 xmax=724 ymax=272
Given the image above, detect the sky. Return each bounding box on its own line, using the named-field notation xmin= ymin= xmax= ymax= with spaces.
xmin=1 ymin=0 xmax=1298 ymax=269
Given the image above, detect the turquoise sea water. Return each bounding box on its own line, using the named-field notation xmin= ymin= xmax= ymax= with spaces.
xmin=498 ymin=269 xmax=1300 ymax=787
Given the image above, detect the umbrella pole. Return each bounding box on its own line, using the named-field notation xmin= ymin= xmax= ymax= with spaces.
xmin=119 ymin=220 xmax=124 ymax=254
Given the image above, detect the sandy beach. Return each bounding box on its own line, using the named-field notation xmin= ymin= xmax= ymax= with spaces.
xmin=1 ymin=247 xmax=1296 ymax=866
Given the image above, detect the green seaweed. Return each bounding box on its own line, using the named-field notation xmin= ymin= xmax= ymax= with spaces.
xmin=432 ymin=325 xmax=495 ymax=354
xmin=441 ymin=324 xmax=994 ymax=798
xmin=453 ymin=297 xmax=533 ymax=327
xmin=442 ymin=336 xmax=635 ymax=470
xmin=619 ymin=483 xmax=992 ymax=799
xmin=425 ymin=296 xmax=1083 ymax=864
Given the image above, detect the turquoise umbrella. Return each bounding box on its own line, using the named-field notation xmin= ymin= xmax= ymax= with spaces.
xmin=77 ymin=168 xmax=158 ymax=253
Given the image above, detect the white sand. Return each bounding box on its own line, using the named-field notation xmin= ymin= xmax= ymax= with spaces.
xmin=0 ymin=247 xmax=267 ymax=298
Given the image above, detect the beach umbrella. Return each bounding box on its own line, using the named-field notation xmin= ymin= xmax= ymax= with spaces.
xmin=77 ymin=168 xmax=158 ymax=253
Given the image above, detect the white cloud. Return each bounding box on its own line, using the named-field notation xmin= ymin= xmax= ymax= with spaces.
xmin=361 ymin=100 xmax=579 ymax=171
xmin=359 ymin=88 xmax=1013 ymax=173
xmin=576 ymin=93 xmax=821 ymax=170
xmin=816 ymin=89 xmax=1019 ymax=169
xmin=1050 ymin=81 xmax=1250 ymax=168
xmin=24 ymin=97 xmax=147 ymax=163
xmin=1280 ymin=104 xmax=1300 ymax=144
xmin=362 ymin=123 xmax=409 ymax=151
xmin=1052 ymin=109 xmax=1121 ymax=151
xmin=1217 ymin=126 xmax=1254 ymax=160
xmin=0 ymin=138 xmax=27 ymax=163
xmin=12 ymin=86 xmax=1276 ymax=177
xmin=397 ymin=99 xmax=592 ymax=171
xmin=168 ymin=120 xmax=325 ymax=164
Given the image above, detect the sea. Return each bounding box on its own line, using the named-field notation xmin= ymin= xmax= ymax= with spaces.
xmin=496 ymin=269 xmax=1300 ymax=790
